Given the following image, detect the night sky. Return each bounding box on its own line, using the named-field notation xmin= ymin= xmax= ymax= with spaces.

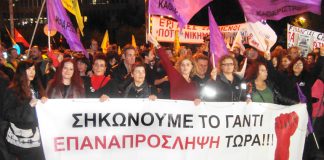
xmin=0 ymin=0 xmax=323 ymax=49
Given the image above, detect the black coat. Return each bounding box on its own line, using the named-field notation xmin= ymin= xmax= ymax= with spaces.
xmin=110 ymin=62 xmax=132 ymax=95
xmin=83 ymin=76 xmax=119 ymax=98
xmin=0 ymin=71 xmax=15 ymax=160
xmin=205 ymin=73 xmax=247 ymax=102
xmin=2 ymin=88 xmax=39 ymax=130
xmin=123 ymin=81 xmax=157 ymax=98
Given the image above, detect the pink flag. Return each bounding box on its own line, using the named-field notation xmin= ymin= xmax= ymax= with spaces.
xmin=149 ymin=0 xmax=212 ymax=29
xmin=47 ymin=0 xmax=88 ymax=58
xmin=238 ymin=0 xmax=322 ymax=22
xmin=208 ymin=7 xmax=228 ymax=67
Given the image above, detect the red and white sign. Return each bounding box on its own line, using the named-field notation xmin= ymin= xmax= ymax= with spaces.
xmin=287 ymin=24 xmax=324 ymax=57
xmin=37 ymin=99 xmax=308 ymax=160
xmin=151 ymin=16 xmax=243 ymax=44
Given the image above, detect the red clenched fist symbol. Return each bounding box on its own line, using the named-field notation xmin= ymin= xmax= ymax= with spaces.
xmin=274 ymin=111 xmax=299 ymax=160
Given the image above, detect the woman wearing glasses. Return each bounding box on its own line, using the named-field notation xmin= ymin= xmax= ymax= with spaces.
xmin=206 ymin=55 xmax=247 ymax=102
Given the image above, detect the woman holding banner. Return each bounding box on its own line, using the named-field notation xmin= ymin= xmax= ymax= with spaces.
xmin=123 ymin=62 xmax=157 ymax=100
xmin=46 ymin=58 xmax=85 ymax=98
xmin=83 ymin=54 xmax=118 ymax=101
xmin=2 ymin=60 xmax=47 ymax=160
xmin=205 ymin=55 xmax=248 ymax=102
xmin=245 ymin=62 xmax=297 ymax=105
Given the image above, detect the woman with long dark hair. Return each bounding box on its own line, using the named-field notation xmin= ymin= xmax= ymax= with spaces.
xmin=245 ymin=62 xmax=297 ymax=105
xmin=283 ymin=58 xmax=316 ymax=110
xmin=46 ymin=58 xmax=85 ymax=98
xmin=2 ymin=60 xmax=47 ymax=160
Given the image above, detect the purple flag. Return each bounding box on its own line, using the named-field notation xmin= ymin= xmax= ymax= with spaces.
xmin=297 ymin=83 xmax=314 ymax=133
xmin=297 ymin=83 xmax=307 ymax=103
xmin=149 ymin=0 xmax=212 ymax=29
xmin=47 ymin=0 xmax=88 ymax=58
xmin=208 ymin=7 xmax=228 ymax=67
xmin=238 ymin=0 xmax=322 ymax=22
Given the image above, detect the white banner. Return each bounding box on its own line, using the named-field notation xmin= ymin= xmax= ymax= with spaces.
xmin=151 ymin=16 xmax=243 ymax=44
xmin=36 ymin=99 xmax=308 ymax=160
xmin=231 ymin=21 xmax=277 ymax=53
xmin=287 ymin=24 xmax=324 ymax=57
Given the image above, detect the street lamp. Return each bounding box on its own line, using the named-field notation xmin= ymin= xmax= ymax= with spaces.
xmin=298 ymin=16 xmax=306 ymax=23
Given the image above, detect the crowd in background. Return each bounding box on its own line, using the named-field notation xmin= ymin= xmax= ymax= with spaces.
xmin=0 ymin=37 xmax=323 ymax=160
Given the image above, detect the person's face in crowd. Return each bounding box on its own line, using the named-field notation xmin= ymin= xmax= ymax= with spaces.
xmin=26 ymin=65 xmax=36 ymax=82
xmin=196 ymin=59 xmax=208 ymax=77
xmin=57 ymin=53 xmax=64 ymax=63
xmin=132 ymin=66 xmax=146 ymax=85
xmin=257 ymin=65 xmax=268 ymax=81
xmin=233 ymin=47 xmax=240 ymax=55
xmin=165 ymin=49 xmax=173 ymax=59
xmin=179 ymin=48 xmax=188 ymax=57
xmin=91 ymin=40 xmax=99 ymax=52
xmin=10 ymin=49 xmax=18 ymax=59
xmin=31 ymin=47 xmax=41 ymax=59
xmin=221 ymin=58 xmax=235 ymax=74
xmin=180 ymin=59 xmax=193 ymax=76
xmin=293 ymin=60 xmax=303 ymax=75
xmin=272 ymin=57 xmax=278 ymax=68
xmin=246 ymin=49 xmax=258 ymax=60
xmin=289 ymin=48 xmax=300 ymax=59
xmin=62 ymin=62 xmax=74 ymax=80
xmin=149 ymin=59 xmax=156 ymax=67
xmin=306 ymin=55 xmax=314 ymax=65
xmin=93 ymin=59 xmax=106 ymax=76
xmin=77 ymin=61 xmax=87 ymax=74
xmin=124 ymin=49 xmax=136 ymax=66
xmin=320 ymin=46 xmax=324 ymax=56
xmin=281 ymin=57 xmax=291 ymax=69
xmin=109 ymin=58 xmax=117 ymax=66
xmin=313 ymin=48 xmax=320 ymax=54
xmin=146 ymin=51 xmax=155 ymax=62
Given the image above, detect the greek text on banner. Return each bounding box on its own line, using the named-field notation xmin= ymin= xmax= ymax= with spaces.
xmin=151 ymin=16 xmax=243 ymax=44
xmin=36 ymin=99 xmax=308 ymax=160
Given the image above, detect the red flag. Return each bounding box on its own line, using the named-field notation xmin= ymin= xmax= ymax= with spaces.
xmin=14 ymin=29 xmax=30 ymax=47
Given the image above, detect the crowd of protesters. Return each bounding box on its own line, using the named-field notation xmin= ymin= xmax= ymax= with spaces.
xmin=0 ymin=36 xmax=323 ymax=160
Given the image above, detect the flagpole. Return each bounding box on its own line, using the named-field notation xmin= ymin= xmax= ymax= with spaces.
xmin=48 ymin=30 xmax=51 ymax=52
xmin=212 ymin=53 xmax=215 ymax=69
xmin=4 ymin=24 xmax=15 ymax=44
xmin=145 ymin=0 xmax=150 ymax=44
xmin=27 ymin=0 xmax=46 ymax=57
xmin=147 ymin=13 xmax=151 ymax=44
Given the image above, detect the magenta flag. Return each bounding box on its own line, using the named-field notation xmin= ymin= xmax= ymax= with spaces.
xmin=208 ymin=7 xmax=228 ymax=67
xmin=296 ymin=83 xmax=314 ymax=133
xmin=239 ymin=0 xmax=322 ymax=22
xmin=47 ymin=0 xmax=88 ymax=58
xmin=149 ymin=0 xmax=212 ymax=29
